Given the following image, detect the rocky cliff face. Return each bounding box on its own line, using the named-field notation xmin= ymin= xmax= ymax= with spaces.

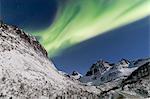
xmin=98 ymin=61 xmax=150 ymax=99
xmin=0 ymin=22 xmax=149 ymax=99
xmin=0 ymin=22 xmax=100 ymax=99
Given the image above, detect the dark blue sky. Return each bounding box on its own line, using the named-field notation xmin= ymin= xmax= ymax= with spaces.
xmin=1 ymin=0 xmax=57 ymax=31
xmin=1 ymin=0 xmax=150 ymax=74
xmin=53 ymin=17 xmax=150 ymax=74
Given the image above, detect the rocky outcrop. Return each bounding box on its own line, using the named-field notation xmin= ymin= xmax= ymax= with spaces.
xmin=70 ymin=71 xmax=82 ymax=80
xmin=98 ymin=61 xmax=150 ymax=99
xmin=85 ymin=60 xmax=111 ymax=76
xmin=121 ymin=62 xmax=150 ymax=98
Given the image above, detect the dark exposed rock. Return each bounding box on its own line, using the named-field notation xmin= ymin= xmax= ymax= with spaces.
xmin=72 ymin=71 xmax=79 ymax=76
xmin=86 ymin=60 xmax=111 ymax=76
xmin=122 ymin=62 xmax=150 ymax=86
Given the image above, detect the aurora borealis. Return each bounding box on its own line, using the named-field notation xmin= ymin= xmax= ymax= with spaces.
xmin=31 ymin=0 xmax=150 ymax=57
xmin=1 ymin=0 xmax=150 ymax=73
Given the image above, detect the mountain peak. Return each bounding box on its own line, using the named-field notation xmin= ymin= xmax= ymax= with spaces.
xmin=80 ymin=58 xmax=150 ymax=86
xmin=116 ymin=58 xmax=130 ymax=67
xmin=0 ymin=22 xmax=48 ymax=57
xmin=86 ymin=60 xmax=110 ymax=76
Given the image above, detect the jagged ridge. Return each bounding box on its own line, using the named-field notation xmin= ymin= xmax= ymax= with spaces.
xmin=0 ymin=21 xmax=48 ymax=57
xmin=0 ymin=21 xmax=101 ymax=99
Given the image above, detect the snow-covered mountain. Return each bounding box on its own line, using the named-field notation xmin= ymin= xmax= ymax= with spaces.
xmin=80 ymin=58 xmax=150 ymax=98
xmin=0 ymin=21 xmax=149 ymax=99
xmin=0 ymin=22 xmax=101 ymax=99
xmin=80 ymin=58 xmax=149 ymax=86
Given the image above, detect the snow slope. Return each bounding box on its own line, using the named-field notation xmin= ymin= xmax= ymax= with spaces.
xmin=0 ymin=22 xmax=101 ymax=99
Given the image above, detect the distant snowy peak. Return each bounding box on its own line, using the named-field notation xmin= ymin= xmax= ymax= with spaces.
xmin=85 ymin=59 xmax=130 ymax=77
xmin=59 ymin=71 xmax=82 ymax=80
xmin=116 ymin=58 xmax=130 ymax=68
xmin=71 ymin=71 xmax=83 ymax=79
xmin=86 ymin=60 xmax=111 ymax=76
xmin=80 ymin=58 xmax=150 ymax=86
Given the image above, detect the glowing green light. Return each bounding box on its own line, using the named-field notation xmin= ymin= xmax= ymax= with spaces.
xmin=33 ymin=0 xmax=150 ymax=57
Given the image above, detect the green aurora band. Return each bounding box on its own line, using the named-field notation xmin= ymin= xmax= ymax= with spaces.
xmin=33 ymin=0 xmax=150 ymax=57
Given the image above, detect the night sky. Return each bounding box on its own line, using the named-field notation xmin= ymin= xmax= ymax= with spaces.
xmin=1 ymin=0 xmax=150 ymax=74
